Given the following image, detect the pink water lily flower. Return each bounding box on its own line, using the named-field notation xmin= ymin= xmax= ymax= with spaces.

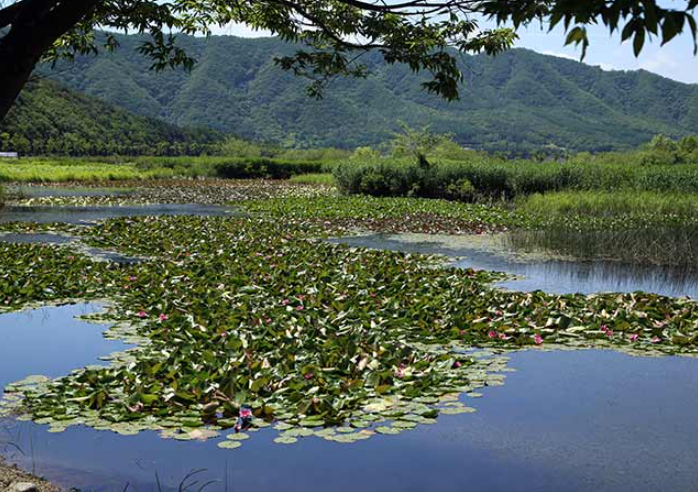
xmin=534 ymin=334 xmax=543 ymax=345
xmin=605 ymin=330 xmax=614 ymax=338
xmin=629 ymin=334 xmax=639 ymax=342
xmin=281 ymin=299 xmax=290 ymax=306
xmin=159 ymin=313 xmax=169 ymax=322
xmin=296 ymin=305 xmax=304 ymax=311
xmin=498 ymin=333 xmax=512 ymax=340
xmin=137 ymin=310 xmax=147 ymax=319
xmin=488 ymin=330 xmax=497 ymax=339
xmin=600 ymin=325 xmax=608 ymax=332
xmin=651 ymin=336 xmax=661 ymax=344
xmin=304 ymin=372 xmax=314 ymax=380
xmin=452 ymin=361 xmax=462 ymax=369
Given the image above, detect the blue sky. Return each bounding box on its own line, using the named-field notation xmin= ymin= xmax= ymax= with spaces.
xmin=214 ymin=19 xmax=698 ymax=85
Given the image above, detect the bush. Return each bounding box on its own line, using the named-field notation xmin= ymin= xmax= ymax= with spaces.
xmin=335 ymin=150 xmax=698 ymax=201
xmin=134 ymin=156 xmax=326 ymax=179
xmin=334 ymin=159 xmax=424 ymax=196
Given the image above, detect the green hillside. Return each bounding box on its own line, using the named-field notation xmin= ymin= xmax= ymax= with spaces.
xmin=0 ymin=79 xmax=223 ymax=156
xmin=41 ymin=33 xmax=698 ymax=153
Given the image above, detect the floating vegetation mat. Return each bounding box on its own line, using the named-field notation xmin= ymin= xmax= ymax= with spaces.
xmin=2 ymin=210 xmax=698 ymax=450
xmin=237 ymin=196 xmax=517 ymax=235
xmin=8 ymin=180 xmax=334 ymax=207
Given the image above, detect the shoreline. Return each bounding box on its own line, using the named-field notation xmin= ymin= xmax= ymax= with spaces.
xmin=0 ymin=457 xmax=63 ymax=492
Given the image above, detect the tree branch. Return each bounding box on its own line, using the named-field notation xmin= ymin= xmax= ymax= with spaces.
xmin=0 ymin=0 xmax=25 ymax=29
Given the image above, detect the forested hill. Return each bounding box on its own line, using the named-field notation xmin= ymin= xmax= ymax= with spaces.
xmin=38 ymin=33 xmax=698 ymax=154
xmin=0 ymin=79 xmax=223 ymax=156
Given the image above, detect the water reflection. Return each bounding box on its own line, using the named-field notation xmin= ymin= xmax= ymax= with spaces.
xmin=0 ymin=204 xmax=238 ymax=224
xmin=9 ymin=186 xmax=136 ymax=199
xmin=0 ymin=303 xmax=131 ymax=398
xmin=3 ymin=347 xmax=698 ymax=492
xmin=0 ymin=233 xmax=74 ymax=245
xmin=332 ymin=233 xmax=698 ymax=298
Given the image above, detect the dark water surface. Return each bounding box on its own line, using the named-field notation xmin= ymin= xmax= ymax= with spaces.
xmin=2 ymin=305 xmax=698 ymax=492
xmin=10 ymin=187 xmax=136 ymax=198
xmin=0 ymin=204 xmax=237 ymax=224
xmin=0 ymin=232 xmax=74 ymax=245
xmin=333 ymin=234 xmax=698 ymax=298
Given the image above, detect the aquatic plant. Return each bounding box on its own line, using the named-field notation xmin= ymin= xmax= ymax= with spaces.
xmin=238 ymin=196 xmax=517 ymax=235
xmin=512 ymin=190 xmax=698 ymax=266
xmin=2 ymin=212 xmax=698 ymax=452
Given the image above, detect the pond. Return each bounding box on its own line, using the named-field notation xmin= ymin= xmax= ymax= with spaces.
xmin=332 ymin=233 xmax=698 ymax=298
xmin=8 ymin=186 xmax=137 ymax=199
xmin=1 ymin=305 xmax=698 ymax=491
xmin=2 ymin=201 xmax=698 ymax=491
xmin=0 ymin=204 xmax=237 ymax=224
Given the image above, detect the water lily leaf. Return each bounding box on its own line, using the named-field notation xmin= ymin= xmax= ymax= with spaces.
xmin=439 ymin=406 xmax=476 ymax=415
xmin=392 ymin=420 xmax=417 ymax=429
xmin=218 ymin=440 xmax=242 ymax=450
xmin=375 ymin=426 xmax=402 ymax=435
xmin=274 ymin=436 xmax=298 ymax=444
xmin=226 ymin=432 xmax=250 ymax=441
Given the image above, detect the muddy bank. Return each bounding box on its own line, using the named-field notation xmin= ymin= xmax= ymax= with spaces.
xmin=0 ymin=458 xmax=63 ymax=492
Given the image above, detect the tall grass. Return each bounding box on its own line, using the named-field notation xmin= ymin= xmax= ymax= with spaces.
xmin=509 ymin=190 xmax=698 ymax=267
xmin=334 ymin=156 xmax=698 ymax=200
xmin=288 ymin=173 xmax=336 ymax=185
xmin=0 ymin=159 xmax=152 ymax=182
xmin=520 ymin=191 xmax=698 ymax=219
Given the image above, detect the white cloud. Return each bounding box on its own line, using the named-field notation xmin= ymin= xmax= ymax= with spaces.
xmin=539 ymin=50 xmax=577 ymax=61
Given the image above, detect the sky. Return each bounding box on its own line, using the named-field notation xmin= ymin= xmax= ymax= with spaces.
xmin=213 ymin=18 xmax=698 ymax=85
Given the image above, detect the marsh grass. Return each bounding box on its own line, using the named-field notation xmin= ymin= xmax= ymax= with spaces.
xmin=520 ymin=190 xmax=698 ymax=219
xmin=0 ymin=159 xmax=155 ymax=182
xmin=507 ymin=227 xmax=698 ymax=267
xmin=511 ymin=191 xmax=698 ymax=266
xmin=288 ymin=173 xmax=336 ymax=185
xmin=335 ymin=156 xmax=698 ymax=200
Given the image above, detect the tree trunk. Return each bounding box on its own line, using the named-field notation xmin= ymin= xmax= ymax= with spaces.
xmin=0 ymin=0 xmax=100 ymax=122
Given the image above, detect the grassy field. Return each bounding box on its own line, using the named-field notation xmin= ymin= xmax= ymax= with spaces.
xmin=0 ymin=156 xmax=336 ymax=183
xmin=0 ymin=159 xmax=154 ymax=182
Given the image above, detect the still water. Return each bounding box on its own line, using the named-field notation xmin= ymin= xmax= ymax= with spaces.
xmin=1 ymin=204 xmax=697 ymax=491
xmin=1 ymin=305 xmax=698 ymax=492
xmin=9 ymin=187 xmax=136 ymax=199
xmin=0 ymin=204 xmax=236 ymax=224
xmin=332 ymin=233 xmax=698 ymax=298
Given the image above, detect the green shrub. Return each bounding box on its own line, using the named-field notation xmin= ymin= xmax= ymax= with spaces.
xmin=334 ymin=159 xmax=424 ymax=197
xmin=335 ymin=153 xmax=698 ymax=201
xmin=134 ymin=156 xmax=326 ymax=179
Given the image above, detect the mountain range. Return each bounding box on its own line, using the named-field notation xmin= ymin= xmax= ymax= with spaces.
xmin=13 ymin=32 xmax=698 ymax=153
xmin=0 ymin=78 xmax=222 ymax=155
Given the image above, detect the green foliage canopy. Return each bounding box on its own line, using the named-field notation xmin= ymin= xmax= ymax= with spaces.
xmin=1 ymin=0 xmax=697 ymax=124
